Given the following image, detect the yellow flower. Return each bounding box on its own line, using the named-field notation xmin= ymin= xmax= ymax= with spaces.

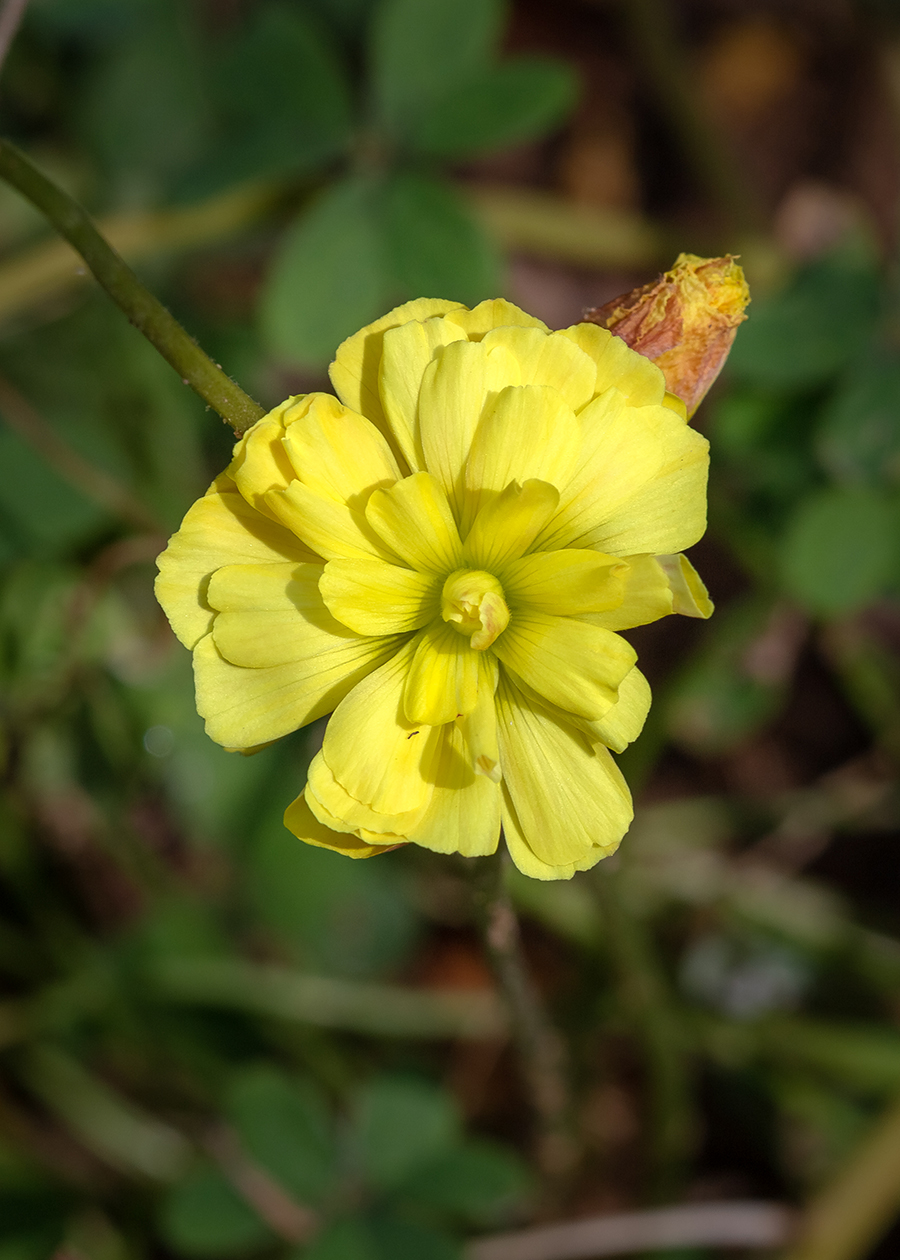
xmin=155 ymin=298 xmax=712 ymax=880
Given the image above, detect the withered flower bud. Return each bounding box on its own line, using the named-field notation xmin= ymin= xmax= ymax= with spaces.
xmin=583 ymin=253 xmax=750 ymax=416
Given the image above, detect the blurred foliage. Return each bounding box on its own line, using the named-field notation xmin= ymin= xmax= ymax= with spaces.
xmin=2 ymin=1 xmax=900 ymax=1259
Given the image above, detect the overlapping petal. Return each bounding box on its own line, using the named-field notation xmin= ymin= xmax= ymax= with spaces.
xmin=193 ymin=629 xmax=399 ymax=750
xmin=154 ymin=478 xmax=315 ymax=650
xmin=494 ymin=613 xmax=636 ymax=720
xmin=497 ymin=675 xmax=632 ymax=878
xmin=281 ymin=393 xmax=401 ymax=508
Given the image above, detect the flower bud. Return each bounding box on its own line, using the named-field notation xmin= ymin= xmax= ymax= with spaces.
xmin=583 ymin=253 xmax=750 ymax=416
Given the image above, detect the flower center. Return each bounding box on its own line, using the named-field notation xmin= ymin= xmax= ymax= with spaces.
xmin=441 ymin=569 xmax=510 ymax=651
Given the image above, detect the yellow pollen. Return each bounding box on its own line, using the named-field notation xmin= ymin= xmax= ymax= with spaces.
xmin=441 ymin=569 xmax=510 ymax=651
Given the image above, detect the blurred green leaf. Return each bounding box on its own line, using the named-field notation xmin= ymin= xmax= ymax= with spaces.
xmin=301 ymin=1219 xmax=379 ymax=1260
xmin=412 ymin=58 xmax=577 ymax=156
xmin=184 ymin=5 xmax=352 ymax=197
xmin=370 ymin=0 xmax=503 ymax=135
xmin=665 ymin=599 xmax=786 ymax=754
xmin=355 ymin=1077 xmax=458 ymax=1190
xmin=816 ymin=345 xmax=900 ymax=486
xmin=0 ymin=428 xmax=105 ymax=555
xmin=227 ymin=1066 xmax=336 ymax=1204
xmin=249 ymin=822 xmax=420 ymax=979
xmin=261 ymin=178 xmax=389 ymax=367
xmin=383 ymin=174 xmax=500 ymax=306
xmin=762 ymin=1017 xmax=900 ymax=1096
xmin=368 ymin=1217 xmax=460 ymax=1260
xmin=160 ymin=1165 xmax=272 ymax=1258
xmin=0 ymin=1236 xmax=59 ymax=1260
xmin=727 ymin=243 xmax=880 ymax=390
xmin=782 ymin=486 xmax=899 ymax=615
xmin=0 ymin=1193 xmax=66 ymax=1249
xmin=401 ymin=1141 xmax=530 ymax=1222
xmin=30 ymin=0 xmax=152 ymax=38
xmin=79 ymin=4 xmax=210 ymax=194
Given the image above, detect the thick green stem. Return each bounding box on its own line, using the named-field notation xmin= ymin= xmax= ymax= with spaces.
xmin=468 ymin=850 xmax=576 ymax=1184
xmin=0 ymin=140 xmax=266 ymax=434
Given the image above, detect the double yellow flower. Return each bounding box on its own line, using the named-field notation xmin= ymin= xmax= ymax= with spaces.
xmin=156 ymin=297 xmax=712 ymax=879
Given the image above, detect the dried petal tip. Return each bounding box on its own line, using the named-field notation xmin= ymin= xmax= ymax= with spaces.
xmin=583 ymin=253 xmax=750 ymax=417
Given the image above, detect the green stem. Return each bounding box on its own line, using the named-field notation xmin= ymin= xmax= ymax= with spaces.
xmin=784 ymin=1091 xmax=900 ymax=1260
xmin=597 ymin=866 xmax=694 ymax=1201
xmin=468 ymin=850 xmax=576 ymax=1184
xmin=0 ymin=139 xmax=266 ymax=434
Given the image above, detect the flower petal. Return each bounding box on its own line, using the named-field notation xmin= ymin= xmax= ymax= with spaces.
xmin=441 ymin=298 xmax=547 ymax=339
xmin=582 ymin=553 xmax=710 ymax=631
xmin=583 ymin=666 xmax=652 ymax=753
xmin=228 ymin=398 xmax=303 ymax=518
xmin=418 ymin=339 xmax=521 ymax=522
xmin=306 ymin=750 xmax=428 ymax=837
xmin=329 ymin=298 xmax=464 ymax=441
xmin=535 ymin=394 xmax=708 ymax=556
xmin=494 ymin=613 xmax=636 ymax=720
xmin=589 ymin=416 xmax=709 ymax=556
xmin=558 ymin=323 xmax=666 ymax=406
xmin=404 ymin=622 xmax=489 ymax=725
xmin=378 ymin=316 xmax=468 ymax=470
xmin=457 ymin=680 xmax=501 ymax=783
xmin=497 ymin=674 xmax=632 ymax=872
xmin=406 ymin=721 xmax=501 ymax=856
xmin=282 ymin=393 xmax=401 ymax=508
xmin=207 ymin=561 xmax=336 ymax=667
xmin=366 ymin=472 xmax=463 ymax=573
xmin=193 ymin=629 xmax=398 ymax=749
xmin=656 ymin=553 xmax=714 ymax=618
xmin=501 ymin=787 xmax=609 ymax=881
xmin=465 ymin=385 xmax=580 ymax=524
xmin=502 ymin=549 xmax=629 ymax=615
xmin=321 ymin=640 xmax=442 ymax=815
xmin=284 ymin=792 xmax=398 ymax=859
xmin=268 ymin=481 xmax=399 ymax=562
xmin=319 ymin=559 xmax=440 ymax=636
xmin=155 ymin=482 xmax=315 ymax=650
xmin=481 ymin=327 xmax=597 ymax=412
xmin=577 ymin=554 xmax=672 ymax=631
xmin=463 ymin=479 xmax=560 ymax=570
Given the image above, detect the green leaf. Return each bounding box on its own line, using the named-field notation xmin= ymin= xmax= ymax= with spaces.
xmin=664 ymin=599 xmax=786 ymax=755
xmin=355 ymin=1077 xmax=459 ymax=1190
xmin=370 ymin=0 xmax=503 ymax=134
xmin=185 ymin=4 xmax=352 ymax=195
xmin=0 ymin=427 xmax=107 ymax=555
xmin=226 ymin=1066 xmax=336 ymax=1203
xmin=260 ymin=178 xmax=390 ymax=368
xmin=79 ymin=5 xmax=210 ymax=192
xmin=726 ymin=243 xmax=880 ymax=390
xmin=159 ymin=1165 xmax=272 ymax=1258
xmin=383 ymin=174 xmax=500 ymax=305
xmin=782 ymin=486 xmax=899 ymax=615
xmin=301 ymin=1219 xmax=379 ymax=1260
xmin=368 ymin=1217 xmax=460 ymax=1260
xmin=412 ymin=58 xmax=577 ymax=157
xmin=816 ymin=345 xmax=900 ymax=486
xmin=401 ymin=1141 xmax=530 ymax=1223
xmin=248 ymin=822 xmax=420 ymax=979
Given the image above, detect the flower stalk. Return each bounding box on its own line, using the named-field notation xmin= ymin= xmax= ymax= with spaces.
xmin=0 ymin=139 xmax=265 ymax=434
xmin=468 ymin=850 xmax=576 ymax=1183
